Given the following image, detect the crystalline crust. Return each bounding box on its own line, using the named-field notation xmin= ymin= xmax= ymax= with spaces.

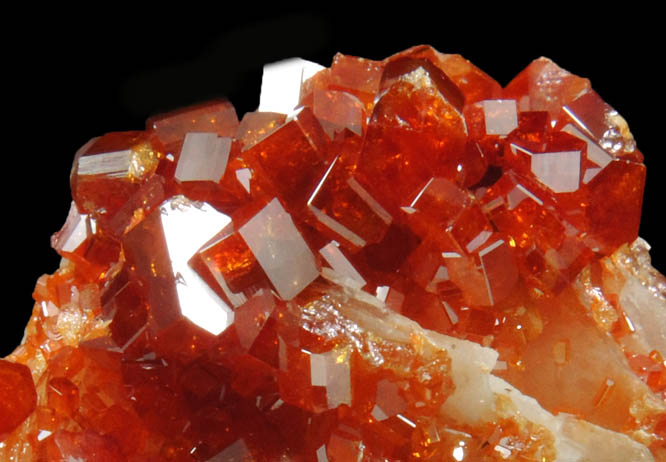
xmin=2 ymin=46 xmax=664 ymax=462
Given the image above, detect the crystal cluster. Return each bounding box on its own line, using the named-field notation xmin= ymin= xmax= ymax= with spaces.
xmin=2 ymin=45 xmax=665 ymax=461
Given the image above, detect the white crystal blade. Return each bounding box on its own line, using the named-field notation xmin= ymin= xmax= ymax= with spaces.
xmin=174 ymin=133 xmax=231 ymax=183
xmin=239 ymin=198 xmax=319 ymax=300
xmin=319 ymin=241 xmax=366 ymax=288
xmin=259 ymin=58 xmax=325 ymax=114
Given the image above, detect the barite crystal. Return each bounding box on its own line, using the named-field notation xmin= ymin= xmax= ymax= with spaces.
xmin=2 ymin=45 xmax=664 ymax=462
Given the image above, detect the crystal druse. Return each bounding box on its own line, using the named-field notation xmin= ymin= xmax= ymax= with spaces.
xmin=2 ymin=45 xmax=665 ymax=461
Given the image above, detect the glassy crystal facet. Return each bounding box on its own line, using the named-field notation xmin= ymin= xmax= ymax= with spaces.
xmin=2 ymin=46 xmax=663 ymax=462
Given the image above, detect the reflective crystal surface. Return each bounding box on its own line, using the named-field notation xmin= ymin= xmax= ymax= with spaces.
xmin=2 ymin=46 xmax=663 ymax=462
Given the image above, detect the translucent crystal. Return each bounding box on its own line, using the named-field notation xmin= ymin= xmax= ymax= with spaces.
xmin=2 ymin=46 xmax=662 ymax=462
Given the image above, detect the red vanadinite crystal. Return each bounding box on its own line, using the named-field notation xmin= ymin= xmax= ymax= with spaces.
xmin=2 ymin=46 xmax=661 ymax=462
xmin=0 ymin=360 xmax=37 ymax=439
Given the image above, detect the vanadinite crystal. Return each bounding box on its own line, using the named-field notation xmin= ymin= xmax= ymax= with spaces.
xmin=3 ymin=45 xmax=665 ymax=461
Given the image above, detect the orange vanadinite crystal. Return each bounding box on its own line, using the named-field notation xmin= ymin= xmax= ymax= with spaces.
xmin=356 ymin=57 xmax=469 ymax=213
xmin=2 ymin=46 xmax=661 ymax=461
xmin=0 ymin=360 xmax=37 ymax=440
xmin=146 ymin=100 xmax=239 ymax=148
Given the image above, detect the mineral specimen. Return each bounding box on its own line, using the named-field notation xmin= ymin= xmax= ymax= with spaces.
xmin=2 ymin=45 xmax=664 ymax=461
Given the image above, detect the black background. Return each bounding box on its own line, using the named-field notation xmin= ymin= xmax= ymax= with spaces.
xmin=2 ymin=8 xmax=661 ymax=356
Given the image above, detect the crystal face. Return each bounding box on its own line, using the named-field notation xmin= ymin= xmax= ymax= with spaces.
xmin=2 ymin=46 xmax=664 ymax=462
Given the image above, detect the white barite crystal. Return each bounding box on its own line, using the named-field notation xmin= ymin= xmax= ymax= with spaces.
xmin=326 ymin=273 xmax=655 ymax=462
xmin=259 ymin=58 xmax=325 ymax=114
xmin=488 ymin=376 xmax=654 ymax=462
xmin=239 ymin=198 xmax=319 ymax=300
xmin=531 ymin=150 xmax=581 ymax=193
xmin=482 ymin=100 xmax=518 ymax=135
xmin=439 ymin=325 xmax=652 ymax=461
xmin=160 ymin=197 xmax=234 ymax=335
xmin=319 ymin=241 xmax=366 ymax=288
xmin=597 ymin=238 xmax=666 ymax=358
xmin=620 ymin=275 xmax=666 ymax=356
xmin=174 ymin=133 xmax=232 ymax=183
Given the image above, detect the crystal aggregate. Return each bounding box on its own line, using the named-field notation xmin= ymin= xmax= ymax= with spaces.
xmin=1 ymin=45 xmax=665 ymax=461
